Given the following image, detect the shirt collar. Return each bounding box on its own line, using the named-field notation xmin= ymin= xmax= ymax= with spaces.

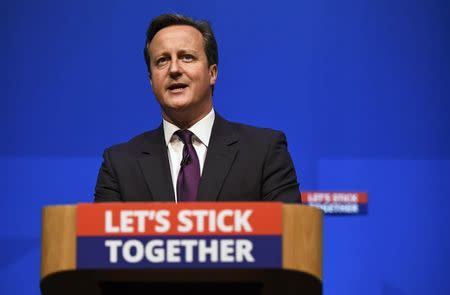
xmin=163 ymin=108 xmax=215 ymax=147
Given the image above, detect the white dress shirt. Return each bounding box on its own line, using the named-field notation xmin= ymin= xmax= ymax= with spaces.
xmin=163 ymin=109 xmax=215 ymax=202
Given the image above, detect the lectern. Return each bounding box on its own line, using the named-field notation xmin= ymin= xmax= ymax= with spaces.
xmin=41 ymin=203 xmax=322 ymax=295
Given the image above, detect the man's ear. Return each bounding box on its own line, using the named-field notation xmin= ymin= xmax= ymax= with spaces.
xmin=149 ymin=73 xmax=153 ymax=87
xmin=209 ymin=64 xmax=218 ymax=86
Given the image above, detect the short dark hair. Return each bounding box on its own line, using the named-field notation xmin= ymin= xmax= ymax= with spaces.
xmin=143 ymin=14 xmax=219 ymax=74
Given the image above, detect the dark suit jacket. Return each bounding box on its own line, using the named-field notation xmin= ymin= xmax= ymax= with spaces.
xmin=94 ymin=114 xmax=300 ymax=203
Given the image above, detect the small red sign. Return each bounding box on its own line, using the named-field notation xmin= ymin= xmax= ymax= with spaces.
xmin=301 ymin=192 xmax=368 ymax=214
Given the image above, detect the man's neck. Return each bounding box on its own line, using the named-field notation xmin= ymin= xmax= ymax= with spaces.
xmin=163 ymin=108 xmax=215 ymax=148
xmin=162 ymin=105 xmax=213 ymax=129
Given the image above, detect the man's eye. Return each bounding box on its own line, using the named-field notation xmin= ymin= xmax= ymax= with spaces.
xmin=156 ymin=57 xmax=169 ymax=66
xmin=181 ymin=55 xmax=194 ymax=62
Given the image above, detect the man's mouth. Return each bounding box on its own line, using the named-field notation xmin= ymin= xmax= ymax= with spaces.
xmin=167 ymin=83 xmax=188 ymax=93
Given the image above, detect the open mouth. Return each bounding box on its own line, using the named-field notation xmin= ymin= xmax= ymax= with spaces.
xmin=167 ymin=83 xmax=188 ymax=93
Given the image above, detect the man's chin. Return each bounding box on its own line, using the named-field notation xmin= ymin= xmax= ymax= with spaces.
xmin=162 ymin=102 xmax=193 ymax=113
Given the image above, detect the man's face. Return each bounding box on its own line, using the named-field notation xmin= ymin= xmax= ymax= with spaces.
xmin=148 ymin=25 xmax=217 ymax=119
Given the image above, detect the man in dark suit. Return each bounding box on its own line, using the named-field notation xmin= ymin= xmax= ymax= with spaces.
xmin=94 ymin=14 xmax=300 ymax=203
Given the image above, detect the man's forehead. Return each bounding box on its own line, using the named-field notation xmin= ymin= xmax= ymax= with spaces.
xmin=149 ymin=25 xmax=204 ymax=53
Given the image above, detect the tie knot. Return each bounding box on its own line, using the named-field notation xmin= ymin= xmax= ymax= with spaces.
xmin=175 ymin=129 xmax=194 ymax=145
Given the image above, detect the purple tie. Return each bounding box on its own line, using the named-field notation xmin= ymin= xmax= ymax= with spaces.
xmin=176 ymin=130 xmax=200 ymax=202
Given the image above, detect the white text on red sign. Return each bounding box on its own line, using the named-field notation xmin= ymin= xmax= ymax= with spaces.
xmin=104 ymin=209 xmax=254 ymax=234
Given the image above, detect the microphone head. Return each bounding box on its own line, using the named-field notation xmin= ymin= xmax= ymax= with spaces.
xmin=180 ymin=153 xmax=191 ymax=167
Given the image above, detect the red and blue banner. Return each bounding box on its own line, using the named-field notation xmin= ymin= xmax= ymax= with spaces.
xmin=76 ymin=202 xmax=282 ymax=269
xmin=301 ymin=192 xmax=368 ymax=215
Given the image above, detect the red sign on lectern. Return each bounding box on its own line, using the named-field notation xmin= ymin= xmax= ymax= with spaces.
xmin=76 ymin=202 xmax=282 ymax=269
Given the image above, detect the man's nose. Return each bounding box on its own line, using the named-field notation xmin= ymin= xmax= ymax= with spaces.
xmin=169 ymin=59 xmax=182 ymax=79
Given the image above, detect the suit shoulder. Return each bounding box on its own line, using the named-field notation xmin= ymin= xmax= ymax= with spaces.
xmin=227 ymin=121 xmax=285 ymax=140
xmin=104 ymin=128 xmax=160 ymax=154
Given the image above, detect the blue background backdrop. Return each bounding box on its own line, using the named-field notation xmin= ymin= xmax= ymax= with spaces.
xmin=2 ymin=0 xmax=450 ymax=294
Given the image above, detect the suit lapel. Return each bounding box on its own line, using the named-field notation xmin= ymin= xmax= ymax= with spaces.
xmin=197 ymin=115 xmax=239 ymax=201
xmin=137 ymin=126 xmax=175 ymax=202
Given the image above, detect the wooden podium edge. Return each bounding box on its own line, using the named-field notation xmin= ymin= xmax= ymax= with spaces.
xmin=41 ymin=204 xmax=323 ymax=282
xmin=41 ymin=205 xmax=77 ymax=279
xmin=282 ymin=204 xmax=323 ymax=281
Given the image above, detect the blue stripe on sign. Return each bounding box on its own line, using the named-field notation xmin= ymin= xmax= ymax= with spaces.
xmin=358 ymin=203 xmax=368 ymax=214
xmin=77 ymin=235 xmax=281 ymax=269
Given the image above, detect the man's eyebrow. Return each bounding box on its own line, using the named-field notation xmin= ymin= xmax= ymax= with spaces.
xmin=150 ymin=48 xmax=198 ymax=60
xmin=151 ymin=51 xmax=169 ymax=59
xmin=178 ymin=49 xmax=197 ymax=54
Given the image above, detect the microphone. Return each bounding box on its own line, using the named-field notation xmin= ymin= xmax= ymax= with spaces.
xmin=180 ymin=153 xmax=191 ymax=167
